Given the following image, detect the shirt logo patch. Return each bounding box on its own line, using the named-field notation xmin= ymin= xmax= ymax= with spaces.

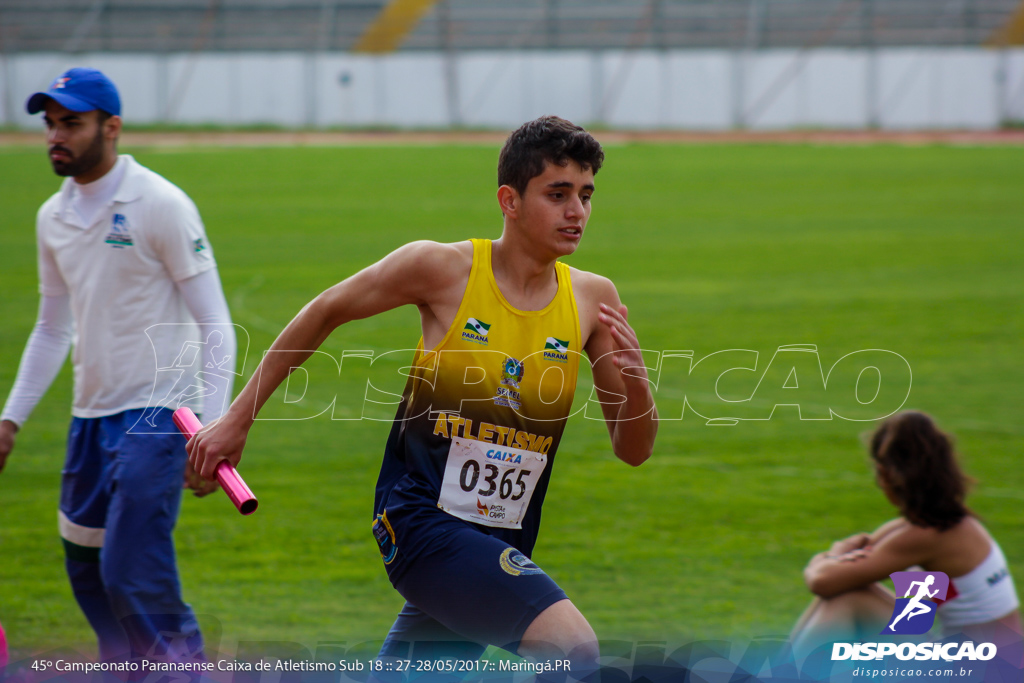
xmin=462 ymin=317 xmax=491 ymax=345
xmin=499 ymin=547 xmax=545 ymax=577
xmin=501 ymin=356 xmax=524 ymax=387
xmin=543 ymin=336 xmax=570 ymax=363
xmin=494 ymin=356 xmax=524 ymax=410
xmin=104 ymin=213 xmax=134 ymax=248
xmin=193 ymin=238 xmax=206 ymax=253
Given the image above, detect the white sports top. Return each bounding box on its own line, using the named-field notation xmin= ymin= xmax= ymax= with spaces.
xmin=35 ymin=155 xmax=218 ymax=418
xmin=938 ymin=539 xmax=1020 ymax=632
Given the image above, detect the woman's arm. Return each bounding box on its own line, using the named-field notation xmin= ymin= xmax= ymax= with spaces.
xmin=804 ymin=519 xmax=935 ymax=598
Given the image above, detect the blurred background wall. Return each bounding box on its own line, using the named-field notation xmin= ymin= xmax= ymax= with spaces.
xmin=2 ymin=0 xmax=1024 ymax=129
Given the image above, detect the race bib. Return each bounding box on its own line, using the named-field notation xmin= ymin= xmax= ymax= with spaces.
xmin=438 ymin=437 xmax=547 ymax=529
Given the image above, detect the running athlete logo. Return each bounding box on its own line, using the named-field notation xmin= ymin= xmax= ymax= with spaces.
xmin=131 ymin=323 xmax=249 ymax=433
xmin=883 ymin=571 xmax=950 ymax=635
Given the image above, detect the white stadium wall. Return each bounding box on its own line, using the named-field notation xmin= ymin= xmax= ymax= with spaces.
xmin=3 ymin=48 xmax=1024 ymax=130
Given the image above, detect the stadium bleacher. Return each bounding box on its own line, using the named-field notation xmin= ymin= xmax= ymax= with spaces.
xmin=0 ymin=0 xmax=1020 ymax=54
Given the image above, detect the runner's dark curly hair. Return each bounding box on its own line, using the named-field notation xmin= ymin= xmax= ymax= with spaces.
xmin=869 ymin=411 xmax=974 ymax=531
xmin=498 ymin=116 xmax=604 ymax=196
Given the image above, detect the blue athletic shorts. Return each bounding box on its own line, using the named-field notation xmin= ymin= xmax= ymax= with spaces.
xmin=374 ymin=511 xmax=567 ymax=655
xmin=60 ymin=408 xmax=187 ymax=557
xmin=60 ymin=408 xmax=202 ymax=660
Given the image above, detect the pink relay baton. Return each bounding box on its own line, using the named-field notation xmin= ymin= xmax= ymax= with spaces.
xmin=173 ymin=407 xmax=258 ymax=515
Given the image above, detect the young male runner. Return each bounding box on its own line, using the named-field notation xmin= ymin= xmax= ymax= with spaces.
xmin=188 ymin=116 xmax=657 ymax=670
xmin=0 ymin=68 xmax=236 ymax=663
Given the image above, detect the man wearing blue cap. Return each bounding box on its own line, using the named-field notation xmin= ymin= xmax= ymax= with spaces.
xmin=0 ymin=68 xmax=237 ymax=665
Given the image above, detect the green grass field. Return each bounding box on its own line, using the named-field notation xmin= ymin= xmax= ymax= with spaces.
xmin=0 ymin=140 xmax=1021 ymax=661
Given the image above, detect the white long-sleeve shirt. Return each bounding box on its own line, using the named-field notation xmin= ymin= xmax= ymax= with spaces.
xmin=1 ymin=155 xmax=237 ymax=427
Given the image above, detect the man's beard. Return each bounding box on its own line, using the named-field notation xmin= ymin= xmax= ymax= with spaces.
xmin=49 ymin=126 xmax=105 ymax=178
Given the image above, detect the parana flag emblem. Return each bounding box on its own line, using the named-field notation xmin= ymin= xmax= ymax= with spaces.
xmin=544 ymin=337 xmax=569 ymax=353
xmin=464 ymin=318 xmax=491 ymax=337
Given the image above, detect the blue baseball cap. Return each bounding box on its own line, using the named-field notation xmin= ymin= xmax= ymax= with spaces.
xmin=26 ymin=68 xmax=121 ymax=116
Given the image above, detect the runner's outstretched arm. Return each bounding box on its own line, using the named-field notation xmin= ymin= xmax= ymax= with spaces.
xmin=186 ymin=240 xmax=464 ymax=480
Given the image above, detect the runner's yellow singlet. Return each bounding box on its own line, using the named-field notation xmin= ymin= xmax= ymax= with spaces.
xmin=374 ymin=238 xmax=582 ymax=564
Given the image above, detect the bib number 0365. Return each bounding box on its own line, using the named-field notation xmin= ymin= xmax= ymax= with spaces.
xmin=438 ymin=437 xmax=548 ymax=529
xmin=458 ymin=460 xmax=530 ymax=501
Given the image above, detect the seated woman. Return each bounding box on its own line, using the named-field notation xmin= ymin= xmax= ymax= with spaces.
xmin=791 ymin=411 xmax=1021 ymax=657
